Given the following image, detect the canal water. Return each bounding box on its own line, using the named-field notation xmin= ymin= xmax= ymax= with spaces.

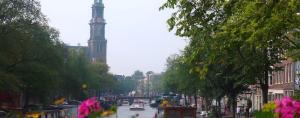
xmin=117 ymin=105 xmax=157 ymax=118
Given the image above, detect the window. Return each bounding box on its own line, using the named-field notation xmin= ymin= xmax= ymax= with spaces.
xmin=285 ymin=64 xmax=288 ymax=83
xmin=289 ymin=63 xmax=291 ymax=83
xmin=269 ymin=77 xmax=273 ymax=85
xmin=268 ymin=93 xmax=274 ymax=101
xmin=276 ymin=72 xmax=278 ymax=84
xmin=290 ymin=63 xmax=293 ymax=83
xmin=279 ymin=71 xmax=282 ymax=84
xmin=281 ymin=71 xmax=284 ymax=84
xmin=278 ymin=72 xmax=280 ymax=84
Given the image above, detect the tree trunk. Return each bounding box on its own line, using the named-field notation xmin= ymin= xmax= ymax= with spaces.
xmin=231 ymin=95 xmax=237 ymax=118
xmin=194 ymin=95 xmax=197 ymax=108
xmin=24 ymin=87 xmax=29 ymax=107
xmin=184 ymin=94 xmax=188 ymax=107
xmin=245 ymin=107 xmax=249 ymax=118
xmin=261 ymin=49 xmax=270 ymax=104
xmin=261 ymin=84 xmax=269 ymax=104
xmin=217 ymin=99 xmax=222 ymax=118
xmin=261 ymin=63 xmax=269 ymax=104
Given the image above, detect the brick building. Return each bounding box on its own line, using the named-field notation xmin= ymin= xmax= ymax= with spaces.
xmin=268 ymin=59 xmax=296 ymax=101
xmin=248 ymin=59 xmax=300 ymax=111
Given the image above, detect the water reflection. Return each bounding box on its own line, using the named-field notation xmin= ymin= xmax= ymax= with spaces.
xmin=117 ymin=105 xmax=156 ymax=118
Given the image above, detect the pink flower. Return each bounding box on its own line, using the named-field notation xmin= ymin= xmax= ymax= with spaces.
xmin=274 ymin=97 xmax=300 ymax=118
xmin=280 ymin=106 xmax=294 ymax=117
xmin=293 ymin=101 xmax=300 ymax=115
xmin=94 ymin=102 xmax=102 ymax=111
xmin=78 ymin=97 xmax=103 ymax=118
xmin=83 ymin=97 xmax=96 ymax=107
xmin=78 ymin=102 xmax=90 ymax=118
xmin=282 ymin=114 xmax=294 ymax=118
xmin=275 ymin=99 xmax=283 ymax=113
xmin=281 ymin=97 xmax=293 ymax=107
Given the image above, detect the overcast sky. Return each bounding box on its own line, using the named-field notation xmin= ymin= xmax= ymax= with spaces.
xmin=40 ymin=0 xmax=186 ymax=76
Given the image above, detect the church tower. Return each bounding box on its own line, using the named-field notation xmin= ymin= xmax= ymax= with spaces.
xmin=88 ymin=0 xmax=107 ymax=63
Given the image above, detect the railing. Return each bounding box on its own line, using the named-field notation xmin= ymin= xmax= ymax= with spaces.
xmin=7 ymin=105 xmax=78 ymax=118
xmin=117 ymin=96 xmax=158 ymax=100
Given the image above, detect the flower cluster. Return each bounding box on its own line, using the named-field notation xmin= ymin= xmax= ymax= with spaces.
xmin=160 ymin=99 xmax=171 ymax=108
xmin=262 ymin=101 xmax=276 ymax=112
xmin=78 ymin=97 xmax=102 ymax=118
xmin=275 ymin=97 xmax=300 ymax=118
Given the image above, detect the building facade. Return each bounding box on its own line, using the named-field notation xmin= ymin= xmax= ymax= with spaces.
xmin=88 ymin=0 xmax=107 ymax=63
xmin=248 ymin=59 xmax=299 ymax=111
xmin=268 ymin=59 xmax=296 ymax=101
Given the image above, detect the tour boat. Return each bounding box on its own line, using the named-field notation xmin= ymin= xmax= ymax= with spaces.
xmin=122 ymin=100 xmax=130 ymax=106
xmin=129 ymin=100 xmax=145 ymax=110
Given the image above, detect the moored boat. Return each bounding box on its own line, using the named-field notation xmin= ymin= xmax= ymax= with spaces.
xmin=122 ymin=100 xmax=130 ymax=106
xmin=129 ymin=100 xmax=145 ymax=110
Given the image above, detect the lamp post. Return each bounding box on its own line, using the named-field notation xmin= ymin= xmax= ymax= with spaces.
xmin=147 ymin=74 xmax=150 ymax=97
xmin=146 ymin=71 xmax=154 ymax=97
xmin=82 ymin=84 xmax=88 ymax=99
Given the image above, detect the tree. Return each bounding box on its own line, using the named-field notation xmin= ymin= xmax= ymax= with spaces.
xmin=163 ymin=48 xmax=252 ymax=117
xmin=161 ymin=0 xmax=300 ymax=105
xmin=59 ymin=48 xmax=116 ymax=100
xmin=150 ymin=73 xmax=164 ymax=96
xmin=132 ymin=70 xmax=144 ymax=80
xmin=131 ymin=70 xmax=145 ymax=96
xmin=0 ymin=0 xmax=118 ymax=105
xmin=115 ymin=76 xmax=138 ymax=95
xmin=163 ymin=54 xmax=203 ymax=108
xmin=0 ymin=0 xmax=65 ymax=105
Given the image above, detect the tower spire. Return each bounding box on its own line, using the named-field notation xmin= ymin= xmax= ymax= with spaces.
xmin=88 ymin=0 xmax=107 ymax=63
xmin=92 ymin=0 xmax=104 ymax=18
xmin=94 ymin=0 xmax=100 ymax=3
xmin=94 ymin=0 xmax=103 ymax=4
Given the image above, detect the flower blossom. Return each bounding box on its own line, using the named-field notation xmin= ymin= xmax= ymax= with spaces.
xmin=78 ymin=97 xmax=102 ymax=118
xmin=275 ymin=97 xmax=300 ymax=118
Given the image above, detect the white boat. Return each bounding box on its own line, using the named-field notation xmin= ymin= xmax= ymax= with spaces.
xmin=122 ymin=100 xmax=130 ymax=106
xmin=129 ymin=100 xmax=145 ymax=110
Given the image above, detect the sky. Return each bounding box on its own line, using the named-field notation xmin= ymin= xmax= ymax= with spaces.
xmin=39 ymin=0 xmax=187 ymax=76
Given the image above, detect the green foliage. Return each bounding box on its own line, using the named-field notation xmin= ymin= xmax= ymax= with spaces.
xmin=161 ymin=0 xmax=300 ymax=104
xmin=58 ymin=49 xmax=116 ymax=101
xmin=115 ymin=76 xmax=138 ymax=94
xmin=150 ymin=73 xmax=164 ymax=93
xmin=109 ymin=105 xmax=117 ymax=113
xmin=293 ymin=90 xmax=300 ymax=100
xmin=0 ymin=0 xmax=66 ymax=104
xmin=254 ymin=111 xmax=276 ymax=118
xmin=162 ymin=54 xmax=201 ymax=95
xmin=0 ymin=0 xmax=117 ymax=104
xmin=131 ymin=70 xmax=144 ymax=80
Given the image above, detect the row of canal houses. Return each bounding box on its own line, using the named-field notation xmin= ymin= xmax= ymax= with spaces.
xmin=237 ymin=58 xmax=300 ymax=111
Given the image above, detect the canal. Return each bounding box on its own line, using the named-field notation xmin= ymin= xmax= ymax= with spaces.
xmin=117 ymin=105 xmax=157 ymax=118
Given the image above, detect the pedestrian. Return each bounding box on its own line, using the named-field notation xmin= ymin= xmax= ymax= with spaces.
xmin=180 ymin=99 xmax=184 ymax=106
xmin=236 ymin=107 xmax=240 ymax=118
xmin=154 ymin=113 xmax=158 ymax=118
